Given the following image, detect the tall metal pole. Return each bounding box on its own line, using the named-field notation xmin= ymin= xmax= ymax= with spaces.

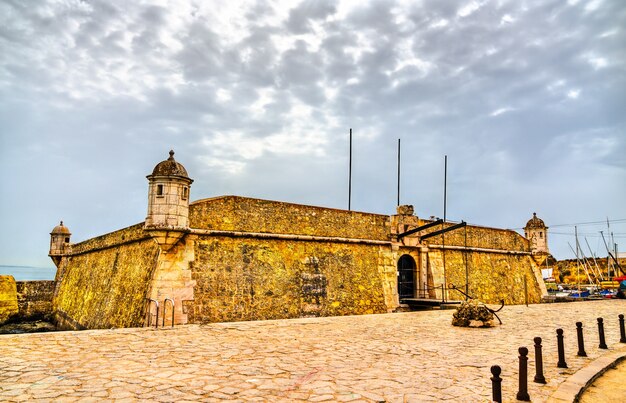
xmin=444 ymin=155 xmax=447 ymax=223
xmin=575 ymin=226 xmax=580 ymax=293
xmin=602 ymin=216 xmax=617 ymax=280
xmin=397 ymin=139 xmax=401 ymax=207
xmin=348 ymin=128 xmax=352 ymax=211
xmin=443 ymin=155 xmax=447 ymax=300
xmin=464 ymin=225 xmax=469 ymax=298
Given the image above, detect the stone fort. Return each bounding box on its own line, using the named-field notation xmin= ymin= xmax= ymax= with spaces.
xmin=39 ymin=151 xmax=549 ymax=330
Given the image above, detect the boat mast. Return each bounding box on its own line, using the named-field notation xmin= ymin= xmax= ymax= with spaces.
xmin=600 ymin=230 xmax=613 ymax=279
xmin=585 ymin=237 xmax=603 ymax=282
xmin=606 ymin=216 xmax=617 ymax=277
xmin=600 ymin=220 xmax=623 ymax=277
xmin=568 ymin=242 xmax=593 ymax=286
xmin=577 ymin=238 xmax=596 ymax=286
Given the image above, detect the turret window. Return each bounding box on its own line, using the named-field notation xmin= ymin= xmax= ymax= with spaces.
xmin=539 ymin=232 xmax=543 ymax=238
xmin=157 ymin=184 xmax=164 ymax=197
xmin=182 ymin=187 xmax=188 ymax=200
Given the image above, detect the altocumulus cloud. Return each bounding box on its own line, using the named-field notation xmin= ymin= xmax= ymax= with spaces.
xmin=0 ymin=0 xmax=624 ymax=267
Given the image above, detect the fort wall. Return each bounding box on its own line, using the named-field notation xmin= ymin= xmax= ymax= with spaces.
xmin=394 ymin=220 xmax=544 ymax=304
xmin=53 ymin=225 xmax=159 ymax=330
xmin=49 ymin=213 xmax=546 ymax=329
xmin=185 ymin=235 xmax=389 ymax=323
xmin=427 ymin=250 xmax=544 ymax=304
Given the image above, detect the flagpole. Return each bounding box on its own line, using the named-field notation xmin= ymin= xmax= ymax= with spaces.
xmin=397 ymin=139 xmax=401 ymax=206
xmin=348 ymin=128 xmax=352 ymax=211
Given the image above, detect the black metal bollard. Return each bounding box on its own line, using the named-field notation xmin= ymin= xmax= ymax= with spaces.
xmin=576 ymin=322 xmax=587 ymax=357
xmin=491 ymin=365 xmax=502 ymax=403
xmin=557 ymin=328 xmax=568 ymax=368
xmin=517 ymin=347 xmax=530 ymax=401
xmin=533 ymin=337 xmax=546 ymax=384
xmin=619 ymin=314 xmax=626 ymax=343
xmin=597 ymin=317 xmax=608 ymax=349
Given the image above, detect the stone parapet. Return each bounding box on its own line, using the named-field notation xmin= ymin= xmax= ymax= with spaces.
xmin=189 ymin=196 xmax=390 ymax=241
xmin=421 ymin=221 xmax=529 ymax=251
xmin=70 ymin=223 xmax=150 ymax=255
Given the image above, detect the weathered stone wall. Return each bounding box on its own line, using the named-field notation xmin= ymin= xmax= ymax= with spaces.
xmin=54 ymin=227 xmax=160 ymax=330
xmin=185 ymin=235 xmax=388 ymax=323
xmin=0 ymin=276 xmax=18 ymax=324
xmin=427 ymin=249 xmax=544 ymax=305
xmin=16 ymin=281 xmax=54 ymax=319
xmin=46 ymin=197 xmax=547 ymax=330
xmin=190 ymin=196 xmax=390 ymax=240
xmin=393 ymin=220 xmax=544 ymax=305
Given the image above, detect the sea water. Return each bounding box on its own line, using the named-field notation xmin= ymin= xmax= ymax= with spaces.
xmin=0 ymin=265 xmax=56 ymax=281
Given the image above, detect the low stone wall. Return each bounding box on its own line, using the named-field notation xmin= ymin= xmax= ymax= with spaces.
xmin=0 ymin=278 xmax=54 ymax=325
xmin=16 ymin=281 xmax=54 ymax=319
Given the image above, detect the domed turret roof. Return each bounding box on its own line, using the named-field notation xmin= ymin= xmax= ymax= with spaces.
xmin=525 ymin=213 xmax=546 ymax=229
xmin=51 ymin=221 xmax=71 ymax=235
xmin=149 ymin=150 xmax=190 ymax=178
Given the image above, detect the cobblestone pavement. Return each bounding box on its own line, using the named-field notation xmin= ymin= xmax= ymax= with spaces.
xmin=1 ymin=300 xmax=625 ymax=402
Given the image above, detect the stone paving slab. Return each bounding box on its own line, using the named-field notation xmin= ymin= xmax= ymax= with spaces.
xmin=0 ymin=300 xmax=625 ymax=402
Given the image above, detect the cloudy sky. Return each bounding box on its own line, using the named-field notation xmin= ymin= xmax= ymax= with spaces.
xmin=1 ymin=0 xmax=624 ymax=268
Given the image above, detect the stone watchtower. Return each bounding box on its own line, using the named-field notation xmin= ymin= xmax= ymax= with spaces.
xmin=144 ymin=150 xmax=193 ymax=250
xmin=524 ymin=212 xmax=549 ymax=254
xmin=49 ymin=221 xmax=71 ymax=267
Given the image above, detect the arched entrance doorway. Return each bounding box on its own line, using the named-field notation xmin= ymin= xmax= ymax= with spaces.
xmin=397 ymin=254 xmax=417 ymax=299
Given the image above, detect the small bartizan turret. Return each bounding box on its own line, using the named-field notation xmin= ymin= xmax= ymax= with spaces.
xmin=145 ymin=150 xmax=193 ymax=250
xmin=524 ymin=212 xmax=549 ymax=254
xmin=49 ymin=221 xmax=71 ymax=267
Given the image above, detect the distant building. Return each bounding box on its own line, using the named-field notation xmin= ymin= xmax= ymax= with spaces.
xmin=48 ymin=151 xmax=547 ymax=330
